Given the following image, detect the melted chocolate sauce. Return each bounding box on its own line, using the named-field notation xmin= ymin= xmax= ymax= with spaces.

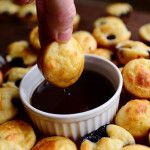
xmin=31 ymin=70 xmax=115 ymax=114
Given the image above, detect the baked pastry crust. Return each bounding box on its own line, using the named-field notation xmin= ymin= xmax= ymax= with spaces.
xmin=81 ymin=124 xmax=135 ymax=150
xmin=80 ymin=138 xmax=123 ymax=150
xmin=73 ymin=13 xmax=80 ymax=31
xmin=93 ymin=17 xmax=131 ymax=48
xmin=5 ymin=67 xmax=30 ymax=83
xmin=88 ymin=48 xmax=113 ymax=60
xmin=0 ymin=70 xmax=3 ymax=86
xmin=139 ymin=23 xmax=150 ymax=42
xmin=0 ymin=85 xmax=19 ymax=124
xmin=106 ymin=3 xmax=132 ymax=17
xmin=116 ymin=40 xmax=150 ymax=65
xmin=0 ymin=0 xmax=20 ymax=15
xmin=0 ymin=139 xmax=23 ymax=150
xmin=29 ymin=26 xmax=41 ymax=51
xmin=18 ymin=3 xmax=37 ymax=23
xmin=73 ymin=31 xmax=97 ymax=53
xmin=106 ymin=124 xmax=135 ymax=146
xmin=93 ymin=16 xmax=124 ymax=28
xmin=115 ymin=100 xmax=150 ymax=138
xmin=149 ymin=132 xmax=150 ymax=144
xmin=123 ymin=144 xmax=150 ymax=150
xmin=122 ymin=59 xmax=150 ymax=98
xmin=32 ymin=136 xmax=77 ymax=150
xmin=39 ymin=37 xmax=84 ymax=87
xmin=7 ymin=41 xmax=37 ymax=66
xmin=0 ymin=120 xmax=36 ymax=150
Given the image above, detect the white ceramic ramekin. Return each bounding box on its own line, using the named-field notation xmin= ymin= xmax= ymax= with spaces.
xmin=20 ymin=55 xmax=123 ymax=140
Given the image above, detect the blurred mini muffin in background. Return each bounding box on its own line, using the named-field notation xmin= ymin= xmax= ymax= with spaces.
xmin=32 ymin=136 xmax=77 ymax=150
xmin=116 ymin=40 xmax=150 ymax=65
xmin=0 ymin=120 xmax=36 ymax=150
xmin=122 ymin=59 xmax=150 ymax=98
xmin=139 ymin=23 xmax=150 ymax=45
xmin=0 ymin=83 xmax=19 ymax=124
xmin=6 ymin=40 xmax=37 ymax=67
xmin=0 ymin=0 xmax=20 ymax=16
xmin=29 ymin=26 xmax=41 ymax=52
xmin=4 ymin=67 xmax=30 ymax=87
xmin=93 ymin=17 xmax=131 ymax=48
xmin=73 ymin=31 xmax=97 ymax=53
xmin=0 ymin=70 xmax=3 ymax=86
xmin=17 ymin=3 xmax=37 ymax=23
xmin=123 ymin=144 xmax=150 ymax=150
xmin=115 ymin=100 xmax=150 ymax=139
xmin=106 ymin=3 xmax=133 ymax=17
xmin=93 ymin=16 xmax=124 ymax=28
xmin=73 ymin=13 xmax=80 ymax=31
xmin=88 ymin=48 xmax=113 ymax=60
xmin=119 ymin=67 xmax=123 ymax=73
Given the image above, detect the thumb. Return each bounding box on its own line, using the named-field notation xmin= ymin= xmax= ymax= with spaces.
xmin=49 ymin=0 xmax=76 ymax=42
xmin=37 ymin=0 xmax=76 ymax=43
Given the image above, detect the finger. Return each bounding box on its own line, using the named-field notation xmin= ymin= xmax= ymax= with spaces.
xmin=45 ymin=0 xmax=76 ymax=42
xmin=36 ymin=0 xmax=50 ymax=48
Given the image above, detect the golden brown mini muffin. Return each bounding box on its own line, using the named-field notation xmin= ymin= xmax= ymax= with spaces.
xmin=106 ymin=3 xmax=132 ymax=17
xmin=2 ymin=81 xmax=18 ymax=88
xmin=32 ymin=136 xmax=77 ymax=150
xmin=80 ymin=138 xmax=124 ymax=150
xmin=0 ymin=139 xmax=23 ymax=150
xmin=73 ymin=13 xmax=80 ymax=31
xmin=39 ymin=37 xmax=84 ymax=87
xmin=80 ymin=140 xmax=95 ymax=150
xmin=7 ymin=41 xmax=37 ymax=66
xmin=88 ymin=48 xmax=113 ymax=60
xmin=0 ymin=0 xmax=20 ymax=15
xmin=106 ymin=124 xmax=135 ymax=146
xmin=119 ymin=67 xmax=123 ymax=72
xmin=29 ymin=26 xmax=41 ymax=51
xmin=116 ymin=40 xmax=150 ymax=65
xmin=0 ymin=120 xmax=36 ymax=150
xmin=115 ymin=100 xmax=150 ymax=139
xmin=122 ymin=59 xmax=150 ymax=98
xmin=139 ymin=23 xmax=150 ymax=42
xmin=149 ymin=132 xmax=150 ymax=144
xmin=93 ymin=16 xmax=124 ymax=28
xmin=93 ymin=17 xmax=131 ymax=48
xmin=18 ymin=3 xmax=37 ymax=23
xmin=0 ymin=70 xmax=3 ymax=86
xmin=80 ymin=124 xmax=135 ymax=150
xmin=0 ymin=85 xmax=19 ymax=124
xmin=73 ymin=31 xmax=97 ymax=53
xmin=123 ymin=144 xmax=150 ymax=150
xmin=5 ymin=67 xmax=30 ymax=86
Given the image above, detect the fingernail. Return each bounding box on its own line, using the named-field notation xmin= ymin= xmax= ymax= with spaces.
xmin=57 ymin=28 xmax=72 ymax=42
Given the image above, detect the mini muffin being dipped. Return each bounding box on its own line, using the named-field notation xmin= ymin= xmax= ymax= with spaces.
xmin=39 ymin=37 xmax=84 ymax=88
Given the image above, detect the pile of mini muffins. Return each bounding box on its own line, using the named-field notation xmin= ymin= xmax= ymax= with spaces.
xmin=0 ymin=1 xmax=150 ymax=149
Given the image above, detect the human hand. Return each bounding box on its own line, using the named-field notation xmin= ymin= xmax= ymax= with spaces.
xmin=18 ymin=0 xmax=76 ymax=47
